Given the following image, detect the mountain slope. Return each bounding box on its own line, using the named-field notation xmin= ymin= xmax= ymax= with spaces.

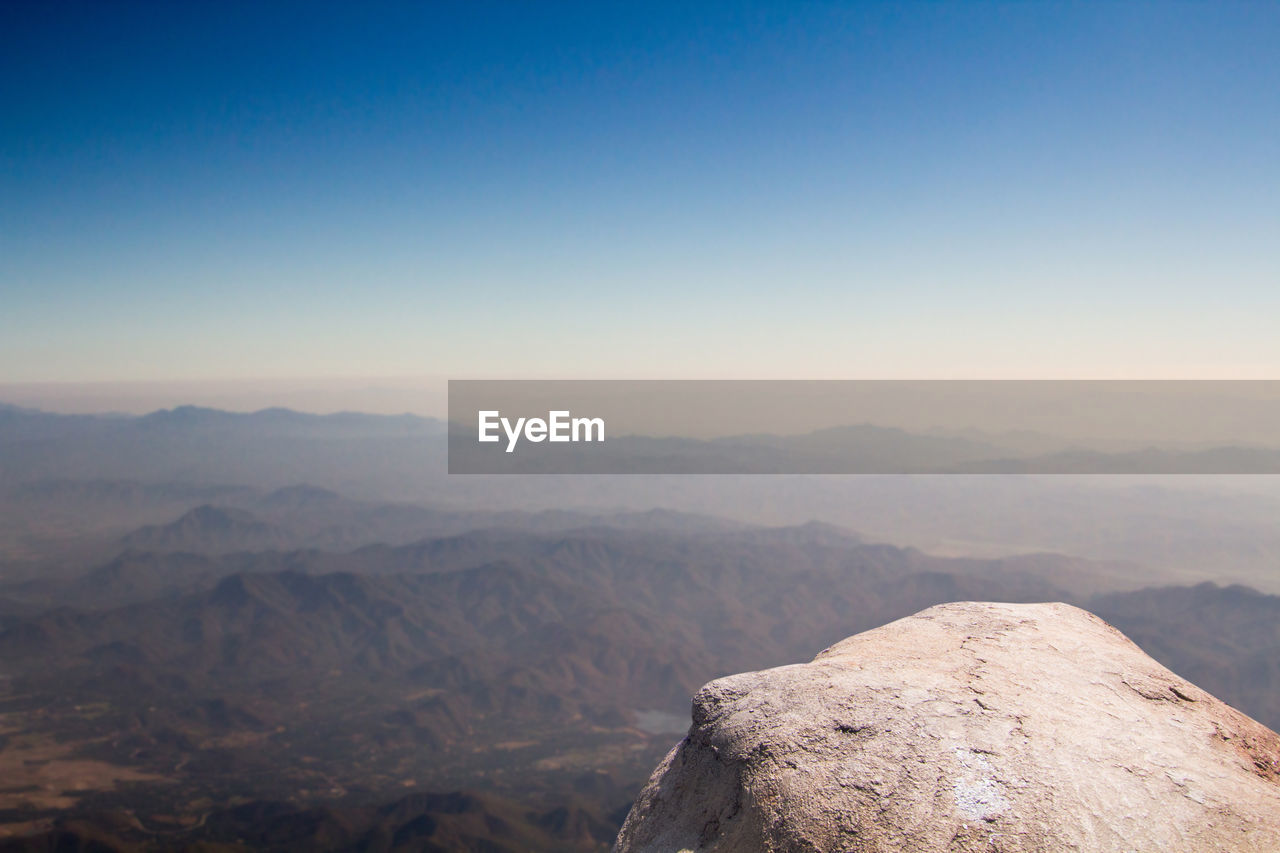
xmin=120 ymin=505 xmax=293 ymax=553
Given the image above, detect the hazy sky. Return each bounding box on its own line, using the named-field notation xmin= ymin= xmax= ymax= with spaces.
xmin=3 ymin=1 xmax=1278 ymax=402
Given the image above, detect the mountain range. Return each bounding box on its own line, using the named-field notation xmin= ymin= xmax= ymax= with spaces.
xmin=1 ymin=403 xmax=1278 ymax=850
xmin=2 ymin=518 xmax=1279 ymax=850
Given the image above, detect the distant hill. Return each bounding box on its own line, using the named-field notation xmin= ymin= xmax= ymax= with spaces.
xmin=0 ymin=403 xmax=447 ymax=497
xmin=255 ymin=484 xmax=348 ymax=511
xmin=103 ymin=488 xmax=749 ymax=559
xmin=5 ymin=404 xmax=1280 ymax=596
xmin=120 ymin=505 xmax=293 ymax=553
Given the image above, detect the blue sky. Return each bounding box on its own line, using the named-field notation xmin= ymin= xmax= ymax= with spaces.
xmin=3 ymin=1 xmax=1278 ymax=394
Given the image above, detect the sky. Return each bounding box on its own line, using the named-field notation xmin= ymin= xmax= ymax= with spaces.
xmin=2 ymin=1 xmax=1278 ymax=410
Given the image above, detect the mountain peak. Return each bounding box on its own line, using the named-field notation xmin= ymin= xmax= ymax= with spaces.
xmin=259 ymin=484 xmax=345 ymax=509
xmin=120 ymin=504 xmax=288 ymax=553
xmin=616 ymin=601 xmax=1280 ymax=852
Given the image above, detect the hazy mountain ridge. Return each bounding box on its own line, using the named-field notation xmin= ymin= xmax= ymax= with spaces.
xmin=0 ymin=405 xmax=446 ymax=499
xmin=457 ymin=421 xmax=1280 ymax=474
xmin=4 ymin=404 xmax=1280 ymax=593
xmin=9 ymin=401 xmax=1280 ymax=483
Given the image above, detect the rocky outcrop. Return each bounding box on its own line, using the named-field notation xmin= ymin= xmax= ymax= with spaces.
xmin=615 ymin=601 xmax=1280 ymax=852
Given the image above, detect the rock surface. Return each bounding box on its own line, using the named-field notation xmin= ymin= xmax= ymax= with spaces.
xmin=615 ymin=601 xmax=1280 ymax=852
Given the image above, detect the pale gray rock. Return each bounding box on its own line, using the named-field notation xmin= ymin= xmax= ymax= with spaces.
xmin=615 ymin=601 xmax=1280 ymax=852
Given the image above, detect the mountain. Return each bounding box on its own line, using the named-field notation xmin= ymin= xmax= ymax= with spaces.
xmin=0 ymin=404 xmax=447 ymax=499
xmin=6 ymin=405 xmax=1280 ymax=595
xmin=120 ymin=505 xmax=293 ymax=553
xmin=256 ymin=484 xmax=349 ymax=511
xmin=2 ymin=520 xmax=1280 ymax=849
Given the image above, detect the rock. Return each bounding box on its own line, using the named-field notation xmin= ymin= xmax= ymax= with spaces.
xmin=615 ymin=601 xmax=1280 ymax=852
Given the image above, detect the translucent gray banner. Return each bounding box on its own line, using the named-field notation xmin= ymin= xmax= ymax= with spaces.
xmin=448 ymin=380 xmax=1280 ymax=474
